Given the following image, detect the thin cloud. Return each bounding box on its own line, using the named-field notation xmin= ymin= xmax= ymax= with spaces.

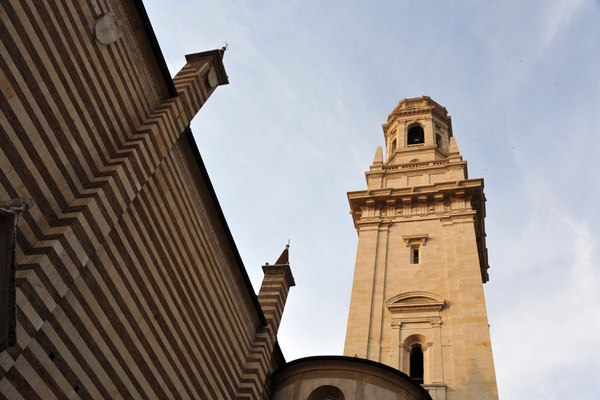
xmin=145 ymin=1 xmax=600 ymax=398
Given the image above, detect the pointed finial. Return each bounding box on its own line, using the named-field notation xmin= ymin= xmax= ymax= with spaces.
xmin=449 ymin=136 xmax=459 ymax=154
xmin=219 ymin=43 xmax=228 ymax=59
xmin=373 ymin=146 xmax=383 ymax=165
xmin=275 ymin=243 xmax=290 ymax=265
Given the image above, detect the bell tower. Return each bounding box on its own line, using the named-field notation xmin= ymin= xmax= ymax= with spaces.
xmin=344 ymin=97 xmax=498 ymax=400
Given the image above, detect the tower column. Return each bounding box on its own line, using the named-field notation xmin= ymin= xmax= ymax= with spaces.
xmin=370 ymin=222 xmax=390 ymax=362
xmin=431 ymin=320 xmax=445 ymax=383
xmin=344 ymin=223 xmax=379 ymax=359
xmin=390 ymin=321 xmax=401 ymax=369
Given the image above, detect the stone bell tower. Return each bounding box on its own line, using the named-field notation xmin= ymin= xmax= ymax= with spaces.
xmin=343 ymin=97 xmax=498 ymax=400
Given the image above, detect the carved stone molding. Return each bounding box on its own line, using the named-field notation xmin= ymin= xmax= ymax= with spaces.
xmin=261 ymin=265 xmax=295 ymax=287
xmin=387 ymin=291 xmax=445 ymax=313
xmin=349 ymin=180 xmax=484 ymax=226
xmin=402 ymin=234 xmax=428 ymax=247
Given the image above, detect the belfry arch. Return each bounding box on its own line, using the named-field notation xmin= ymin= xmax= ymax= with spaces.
xmin=407 ymin=124 xmax=425 ymax=145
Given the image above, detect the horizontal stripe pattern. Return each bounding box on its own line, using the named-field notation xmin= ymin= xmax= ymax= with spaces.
xmin=235 ymin=267 xmax=294 ymax=398
xmin=1 ymin=0 xmax=283 ymax=398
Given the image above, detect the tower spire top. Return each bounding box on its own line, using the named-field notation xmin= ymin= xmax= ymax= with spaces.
xmin=274 ymin=244 xmax=289 ymax=265
xmin=381 ymin=96 xmax=454 ymax=165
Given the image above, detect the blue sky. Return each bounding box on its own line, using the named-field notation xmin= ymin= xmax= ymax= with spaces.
xmin=145 ymin=1 xmax=600 ymax=398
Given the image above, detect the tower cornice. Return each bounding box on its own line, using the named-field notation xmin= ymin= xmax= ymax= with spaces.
xmin=348 ymin=178 xmax=489 ymax=283
xmin=348 ymin=180 xmax=485 ymax=234
xmin=348 ymin=179 xmax=484 ymax=203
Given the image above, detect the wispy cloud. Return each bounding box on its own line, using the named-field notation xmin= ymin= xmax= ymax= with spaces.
xmin=538 ymin=0 xmax=586 ymax=51
xmin=145 ymin=1 xmax=600 ymax=398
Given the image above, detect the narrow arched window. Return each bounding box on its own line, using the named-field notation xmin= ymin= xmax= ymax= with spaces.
xmin=436 ymin=134 xmax=443 ymax=148
xmin=407 ymin=126 xmax=424 ymax=145
xmin=391 ymin=139 xmax=397 ymax=152
xmin=410 ymin=344 xmax=424 ymax=384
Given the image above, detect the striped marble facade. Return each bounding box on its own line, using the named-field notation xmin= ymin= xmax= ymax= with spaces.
xmin=237 ymin=251 xmax=294 ymax=399
xmin=0 ymin=0 xmax=285 ymax=398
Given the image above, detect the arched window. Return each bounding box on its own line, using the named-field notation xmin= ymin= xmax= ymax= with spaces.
xmin=307 ymin=385 xmax=345 ymax=400
xmin=410 ymin=344 xmax=424 ymax=384
xmin=436 ymin=134 xmax=443 ymax=148
xmin=391 ymin=139 xmax=397 ymax=152
xmin=407 ymin=126 xmax=424 ymax=145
